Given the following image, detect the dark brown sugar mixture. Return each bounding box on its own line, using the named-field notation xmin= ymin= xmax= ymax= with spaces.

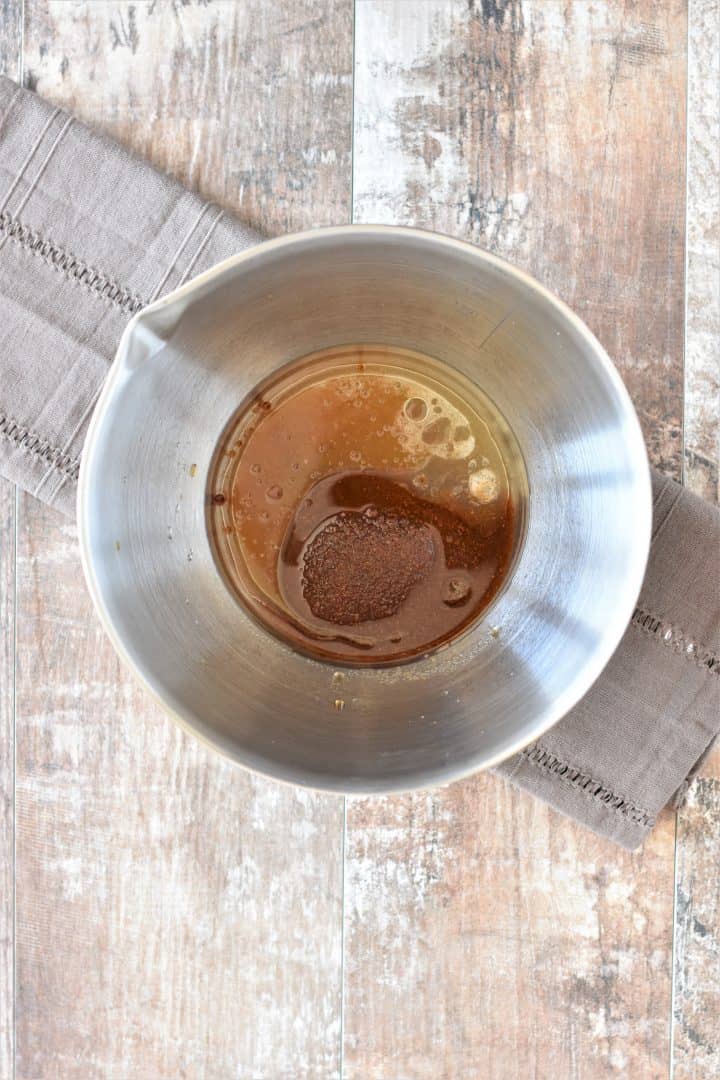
xmin=278 ymin=470 xmax=513 ymax=646
xmin=299 ymin=508 xmax=436 ymax=624
xmin=209 ymin=346 xmax=524 ymax=665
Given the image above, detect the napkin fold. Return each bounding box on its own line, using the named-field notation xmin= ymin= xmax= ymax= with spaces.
xmin=1 ymin=76 xmax=717 ymax=848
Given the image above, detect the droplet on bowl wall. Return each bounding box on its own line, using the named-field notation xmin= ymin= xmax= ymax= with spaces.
xmin=334 ymin=698 xmax=345 ymax=712
xmin=189 ymin=463 xmax=197 ymax=478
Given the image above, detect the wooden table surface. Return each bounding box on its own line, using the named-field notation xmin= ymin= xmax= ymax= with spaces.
xmin=0 ymin=2 xmax=718 ymax=1078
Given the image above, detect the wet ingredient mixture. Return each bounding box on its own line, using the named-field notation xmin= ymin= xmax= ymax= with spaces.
xmin=209 ymin=345 xmax=525 ymax=664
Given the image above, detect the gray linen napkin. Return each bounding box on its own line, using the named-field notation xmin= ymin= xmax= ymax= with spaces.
xmin=0 ymin=76 xmax=260 ymax=513
xmin=1 ymin=76 xmax=717 ymax=848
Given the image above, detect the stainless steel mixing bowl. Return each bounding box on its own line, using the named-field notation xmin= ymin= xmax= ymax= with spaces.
xmin=78 ymin=226 xmax=651 ymax=792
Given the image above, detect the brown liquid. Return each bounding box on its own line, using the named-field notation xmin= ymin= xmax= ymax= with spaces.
xmin=209 ymin=346 xmax=526 ymax=665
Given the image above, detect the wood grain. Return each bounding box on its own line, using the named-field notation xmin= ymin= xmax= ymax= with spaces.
xmin=0 ymin=483 xmax=15 ymax=1080
xmin=14 ymin=522 xmax=343 ymax=1080
xmin=23 ymin=0 xmax=353 ymax=234
xmin=347 ymin=2 xmax=684 ymax=1075
xmin=0 ymin=0 xmax=22 ymax=80
xmin=673 ymin=779 xmax=720 ymax=1079
xmin=353 ymin=0 xmax=687 ymax=478
xmin=0 ymin=7 xmax=21 ymax=1078
xmin=15 ymin=503 xmax=343 ymax=1078
xmin=673 ymin=3 xmax=720 ymax=1074
xmin=15 ymin=503 xmax=344 ymax=1078
xmin=345 ymin=787 xmax=676 ymax=1079
xmin=16 ymin=2 xmax=352 ymax=1077
xmin=683 ymin=0 xmax=720 ymax=503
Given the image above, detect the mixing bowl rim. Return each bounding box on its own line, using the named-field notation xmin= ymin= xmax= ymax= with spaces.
xmin=78 ymin=224 xmax=652 ymax=793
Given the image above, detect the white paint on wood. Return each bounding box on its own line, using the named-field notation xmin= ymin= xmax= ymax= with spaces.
xmin=15 ymin=499 xmax=344 ymax=1079
xmin=0 ymin=481 xmax=15 ymax=1080
xmin=673 ymin=779 xmax=720 ymax=1079
xmin=347 ymin=2 xmax=683 ymax=1075
xmin=683 ymin=0 xmax=720 ymax=502
xmin=354 ymin=0 xmax=688 ymax=475
xmin=14 ymin=0 xmax=353 ymax=1075
xmin=0 ymin=7 xmax=22 ymax=1076
xmin=673 ymin=3 xmax=720 ymax=1074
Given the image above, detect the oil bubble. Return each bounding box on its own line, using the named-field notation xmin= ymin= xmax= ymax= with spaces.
xmin=422 ymin=417 xmax=451 ymax=445
xmin=404 ymin=397 xmax=428 ymax=422
xmin=469 ymin=468 xmax=498 ymax=503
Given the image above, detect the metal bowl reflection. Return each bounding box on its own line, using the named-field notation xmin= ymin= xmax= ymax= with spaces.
xmin=78 ymin=226 xmax=651 ymax=792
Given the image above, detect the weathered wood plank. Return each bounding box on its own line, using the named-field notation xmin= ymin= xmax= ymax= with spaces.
xmin=0 ymin=483 xmax=15 ymax=1080
xmin=0 ymin=0 xmax=22 ymax=80
xmin=683 ymin=0 xmax=720 ymax=503
xmin=673 ymin=780 xmax=720 ymax=1079
xmin=0 ymin=6 xmax=22 ymax=1077
xmin=345 ymin=789 xmax=676 ymax=1079
xmin=353 ymin=0 xmax=687 ymax=478
xmin=347 ymin=2 xmax=684 ymax=1075
xmin=672 ymin=2 xmax=720 ymax=1073
xmin=15 ymin=502 xmax=343 ymax=1077
xmin=16 ymin=2 xmax=352 ymax=1077
xmin=23 ymin=0 xmax=352 ymax=233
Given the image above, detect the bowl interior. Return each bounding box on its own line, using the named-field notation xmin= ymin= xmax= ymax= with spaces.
xmin=79 ymin=227 xmax=651 ymax=791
